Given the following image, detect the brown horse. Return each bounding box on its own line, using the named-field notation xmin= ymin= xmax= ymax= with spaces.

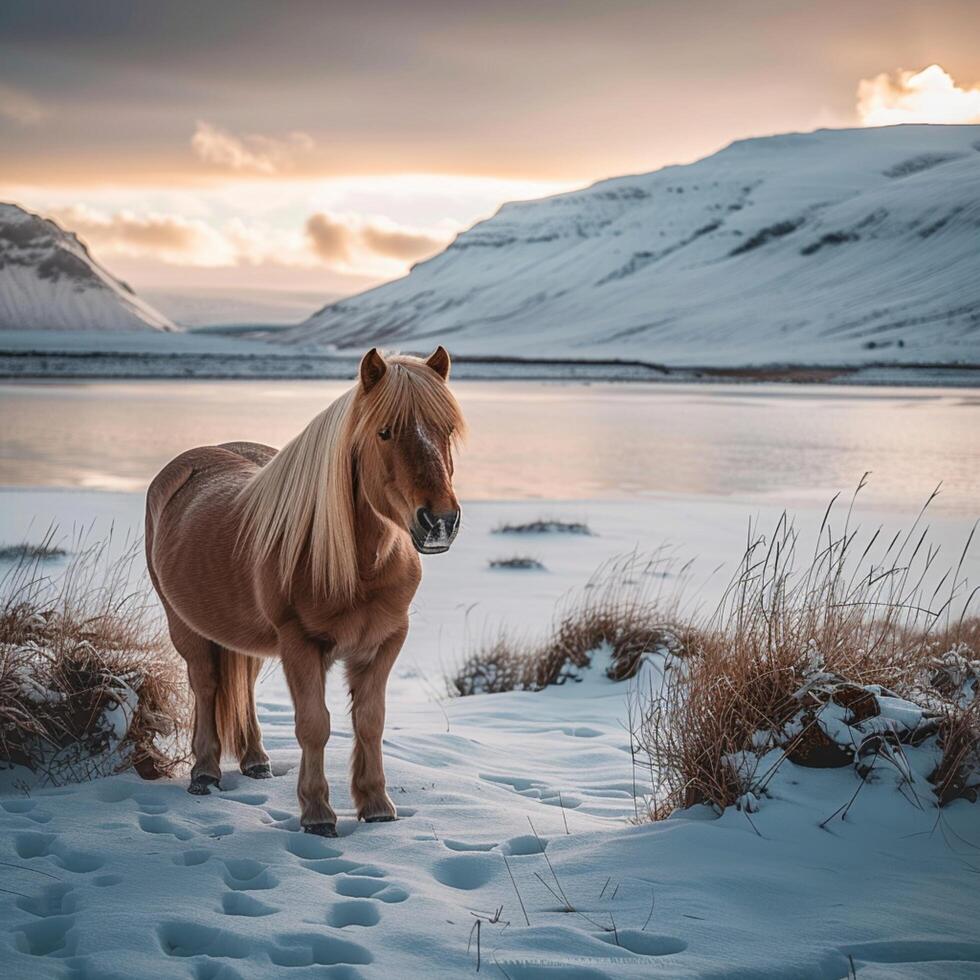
xmin=145 ymin=347 xmax=464 ymax=836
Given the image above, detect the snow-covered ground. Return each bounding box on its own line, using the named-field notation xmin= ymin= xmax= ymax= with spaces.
xmin=2 ymin=489 xmax=979 ymax=977
xmin=287 ymin=125 xmax=980 ymax=368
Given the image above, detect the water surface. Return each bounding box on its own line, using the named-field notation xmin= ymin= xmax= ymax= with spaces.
xmin=0 ymin=380 xmax=977 ymax=515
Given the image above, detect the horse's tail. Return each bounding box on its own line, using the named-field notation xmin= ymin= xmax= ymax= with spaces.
xmin=215 ymin=649 xmax=261 ymax=764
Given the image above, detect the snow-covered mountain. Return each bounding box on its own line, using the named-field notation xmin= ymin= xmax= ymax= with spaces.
xmin=287 ymin=125 xmax=980 ymax=366
xmin=0 ymin=204 xmax=176 ymax=332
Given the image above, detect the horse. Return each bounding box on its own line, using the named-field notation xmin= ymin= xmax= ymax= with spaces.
xmin=145 ymin=347 xmax=464 ymax=836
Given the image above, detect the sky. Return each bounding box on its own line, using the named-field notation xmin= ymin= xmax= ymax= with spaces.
xmin=2 ymin=0 xmax=979 ymax=300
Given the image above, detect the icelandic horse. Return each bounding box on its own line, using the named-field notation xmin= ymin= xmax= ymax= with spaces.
xmin=145 ymin=347 xmax=464 ymax=835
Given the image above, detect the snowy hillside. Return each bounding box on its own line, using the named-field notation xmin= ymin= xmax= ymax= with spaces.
xmin=288 ymin=125 xmax=980 ymax=366
xmin=0 ymin=204 xmax=176 ymax=332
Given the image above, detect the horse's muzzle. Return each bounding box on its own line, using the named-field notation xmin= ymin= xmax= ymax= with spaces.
xmin=411 ymin=507 xmax=460 ymax=554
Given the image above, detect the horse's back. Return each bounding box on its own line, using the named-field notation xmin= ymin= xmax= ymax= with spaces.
xmin=145 ymin=444 xmax=261 ymax=584
xmin=217 ymin=441 xmax=277 ymax=468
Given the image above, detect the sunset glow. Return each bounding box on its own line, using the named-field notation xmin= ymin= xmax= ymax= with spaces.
xmin=858 ymin=64 xmax=980 ymax=126
xmin=1 ymin=2 xmax=977 ymax=296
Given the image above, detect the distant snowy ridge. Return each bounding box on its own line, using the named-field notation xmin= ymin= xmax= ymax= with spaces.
xmin=287 ymin=125 xmax=980 ymax=367
xmin=0 ymin=203 xmax=176 ymax=332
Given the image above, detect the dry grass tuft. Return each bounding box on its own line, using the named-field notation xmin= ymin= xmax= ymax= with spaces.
xmin=493 ymin=518 xmax=593 ymax=536
xmin=488 ymin=555 xmax=546 ymax=571
xmin=636 ymin=486 xmax=979 ymax=816
xmin=450 ymin=551 xmax=688 ymax=696
xmin=0 ymin=529 xmax=189 ymax=785
xmin=0 ymin=541 xmax=68 ymax=562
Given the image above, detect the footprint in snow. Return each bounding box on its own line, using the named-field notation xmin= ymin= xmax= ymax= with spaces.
xmin=138 ymin=813 xmax=195 ymax=841
xmin=334 ymin=876 xmax=408 ymax=902
xmin=0 ymin=799 xmax=53 ymax=824
xmin=14 ymin=831 xmax=103 ymax=873
xmin=326 ymin=900 xmax=381 ymax=928
xmin=431 ymin=853 xmax=497 ymax=890
xmin=11 ymin=880 xmax=80 ymax=960
xmin=441 ymin=838 xmax=497 ymax=852
xmin=597 ymin=930 xmax=688 ymax=956
xmin=12 ymin=914 xmax=78 ymax=958
xmin=221 ymin=892 xmax=278 ymax=918
xmin=266 ymin=931 xmax=373 ymax=967
xmin=221 ymin=857 xmax=278 ymax=891
xmin=500 ymin=834 xmax=548 ymax=856
xmin=157 ymin=921 xmax=250 ymax=959
xmin=173 ymin=848 xmax=212 ymax=867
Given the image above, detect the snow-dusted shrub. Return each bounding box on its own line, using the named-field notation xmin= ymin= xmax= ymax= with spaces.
xmin=636 ymin=492 xmax=978 ymax=817
xmin=0 ymin=533 xmax=189 ymax=785
xmin=450 ymin=551 xmax=686 ymax=696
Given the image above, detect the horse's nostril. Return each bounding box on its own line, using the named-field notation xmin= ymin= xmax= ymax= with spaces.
xmin=416 ymin=507 xmax=435 ymax=531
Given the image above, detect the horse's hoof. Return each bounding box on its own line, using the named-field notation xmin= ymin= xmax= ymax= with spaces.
xmin=303 ymin=823 xmax=338 ymax=837
xmin=242 ymin=763 xmax=273 ymax=780
xmin=364 ymin=814 xmax=397 ymax=823
xmin=188 ymin=775 xmax=220 ymax=796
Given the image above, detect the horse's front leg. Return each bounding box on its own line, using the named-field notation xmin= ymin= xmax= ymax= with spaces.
xmin=347 ymin=623 xmax=407 ymax=822
xmin=278 ymin=621 xmax=337 ymax=836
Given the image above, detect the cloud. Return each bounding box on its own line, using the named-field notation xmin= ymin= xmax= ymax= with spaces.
xmin=52 ymin=205 xmax=235 ymax=266
xmin=191 ymin=121 xmax=314 ymax=174
xmin=0 ymin=83 xmax=46 ymax=125
xmin=361 ymin=223 xmax=444 ymax=260
xmin=305 ymin=211 xmax=447 ymax=267
xmin=33 ymin=201 xmax=448 ymax=278
xmin=857 ymin=64 xmax=980 ymax=126
xmin=305 ymin=212 xmax=353 ymax=262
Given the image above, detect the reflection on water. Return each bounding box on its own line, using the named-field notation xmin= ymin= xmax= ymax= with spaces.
xmin=0 ymin=380 xmax=977 ymax=515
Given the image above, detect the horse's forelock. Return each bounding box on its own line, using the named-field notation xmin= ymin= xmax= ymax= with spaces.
xmin=352 ymin=356 xmax=465 ymax=446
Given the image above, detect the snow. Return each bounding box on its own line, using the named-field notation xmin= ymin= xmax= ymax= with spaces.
xmin=2 ymin=489 xmax=978 ymax=977
xmin=0 ymin=204 xmax=176 ymax=334
xmin=2 ymin=649 xmax=978 ymax=978
xmin=286 ymin=125 xmax=980 ymax=368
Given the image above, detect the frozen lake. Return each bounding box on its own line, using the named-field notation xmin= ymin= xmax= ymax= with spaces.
xmin=1 ymin=379 xmax=978 ymax=515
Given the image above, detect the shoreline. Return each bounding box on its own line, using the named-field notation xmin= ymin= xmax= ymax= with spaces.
xmin=1 ymin=348 xmax=978 ymax=386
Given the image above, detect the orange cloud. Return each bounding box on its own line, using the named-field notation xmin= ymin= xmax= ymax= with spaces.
xmin=857 ymin=64 xmax=980 ymax=126
xmin=51 ymin=205 xmax=235 ymax=266
xmin=305 ymin=211 xmax=448 ymax=266
xmin=361 ymin=223 xmax=444 ymax=261
xmin=305 ymin=213 xmax=352 ymax=262
xmin=191 ymin=121 xmax=314 ymax=174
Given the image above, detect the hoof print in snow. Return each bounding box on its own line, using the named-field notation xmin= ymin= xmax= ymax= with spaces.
xmin=242 ymin=763 xmax=273 ymax=779
xmin=188 ymin=775 xmax=221 ymax=795
xmin=304 ymin=822 xmax=338 ymax=838
xmin=364 ymin=814 xmax=396 ymax=823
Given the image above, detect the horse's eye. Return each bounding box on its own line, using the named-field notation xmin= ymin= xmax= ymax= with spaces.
xmin=379 ymin=427 xmax=392 ymax=441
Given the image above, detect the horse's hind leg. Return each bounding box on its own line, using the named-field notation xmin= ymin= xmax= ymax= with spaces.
xmin=238 ymin=654 xmax=272 ymax=779
xmin=169 ymin=618 xmax=223 ymax=794
xmin=346 ymin=625 xmax=406 ymax=823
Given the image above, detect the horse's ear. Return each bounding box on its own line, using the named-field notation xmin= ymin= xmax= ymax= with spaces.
xmin=426 ymin=345 xmax=451 ymax=381
xmin=359 ymin=348 xmax=387 ymax=392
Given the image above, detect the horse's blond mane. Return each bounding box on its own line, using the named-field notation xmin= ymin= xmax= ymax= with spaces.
xmin=237 ymin=354 xmax=464 ymax=601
